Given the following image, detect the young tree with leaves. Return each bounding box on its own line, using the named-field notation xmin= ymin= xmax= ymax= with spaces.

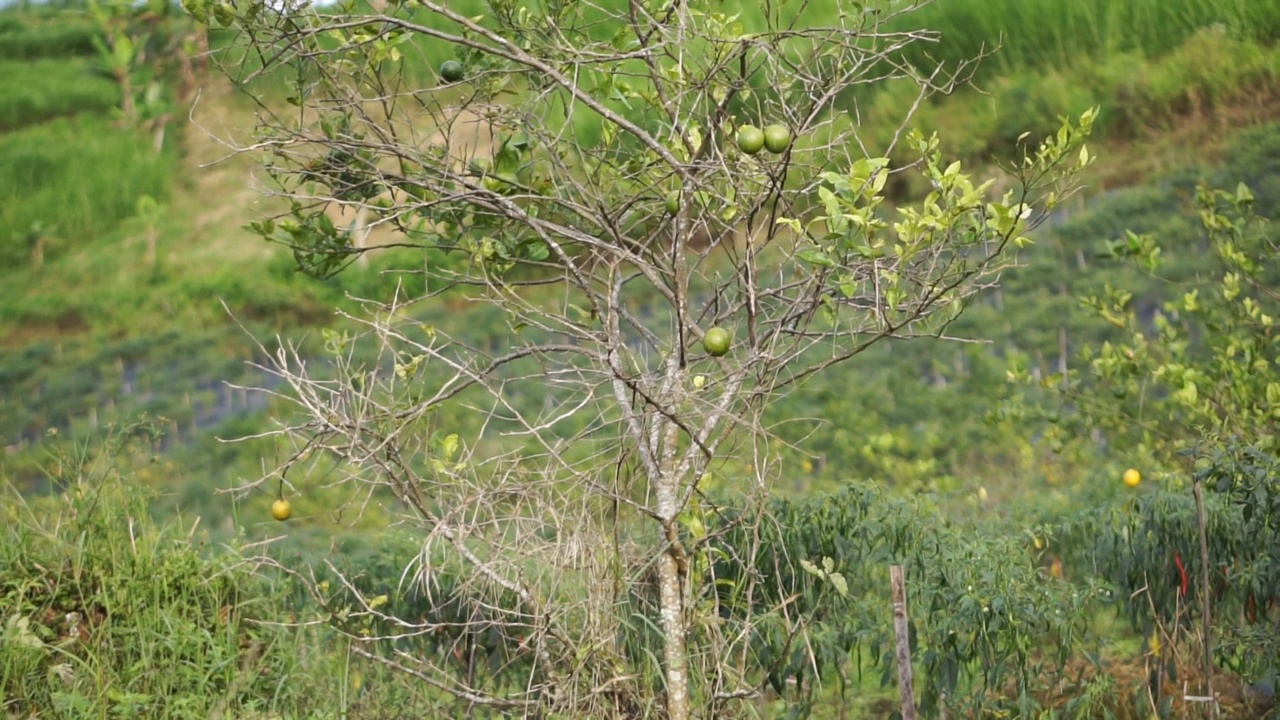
xmin=198 ymin=0 xmax=1095 ymax=715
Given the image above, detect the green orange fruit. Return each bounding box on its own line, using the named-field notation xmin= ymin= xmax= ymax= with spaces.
xmin=736 ymin=126 xmax=764 ymax=155
xmin=703 ymin=327 xmax=731 ymax=357
xmin=665 ymin=190 xmax=681 ymax=216
xmin=439 ymin=60 xmax=465 ymax=83
xmin=762 ymin=124 xmax=791 ymax=154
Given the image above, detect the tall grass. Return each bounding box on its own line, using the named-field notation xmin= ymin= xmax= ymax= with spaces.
xmin=0 ymin=422 xmax=464 ymax=718
xmin=0 ymin=58 xmax=121 ymax=131
xmin=0 ymin=8 xmax=99 ymax=60
xmin=888 ymin=0 xmax=1280 ymax=84
xmin=0 ymin=423 xmax=312 ymax=717
xmin=0 ymin=115 xmax=174 ymax=269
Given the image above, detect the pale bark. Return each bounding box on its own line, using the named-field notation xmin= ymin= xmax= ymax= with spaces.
xmin=891 ymin=566 xmax=917 ymax=720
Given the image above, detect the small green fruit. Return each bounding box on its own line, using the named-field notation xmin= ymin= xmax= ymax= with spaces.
xmin=439 ymin=60 xmax=465 ymax=83
xmin=703 ymin=327 xmax=731 ymax=357
xmin=665 ymin=190 xmax=681 ymax=216
xmin=762 ymin=124 xmax=791 ymax=154
xmin=736 ymin=126 xmax=764 ymax=155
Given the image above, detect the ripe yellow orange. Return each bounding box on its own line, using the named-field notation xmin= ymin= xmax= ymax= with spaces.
xmin=1123 ymin=468 xmax=1141 ymax=488
xmin=271 ymin=498 xmax=293 ymax=521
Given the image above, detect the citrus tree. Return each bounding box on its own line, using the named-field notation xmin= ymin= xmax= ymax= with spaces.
xmin=1018 ymin=183 xmax=1280 ymax=708
xmin=194 ymin=0 xmax=1096 ymax=715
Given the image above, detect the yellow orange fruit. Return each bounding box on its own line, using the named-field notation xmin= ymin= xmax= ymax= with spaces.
xmin=271 ymin=498 xmax=293 ymax=521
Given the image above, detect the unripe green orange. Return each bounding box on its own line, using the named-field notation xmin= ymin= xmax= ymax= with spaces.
xmin=703 ymin=327 xmax=731 ymax=357
xmin=736 ymin=126 xmax=764 ymax=155
xmin=762 ymin=124 xmax=791 ymax=154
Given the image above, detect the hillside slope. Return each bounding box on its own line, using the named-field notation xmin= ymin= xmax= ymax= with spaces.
xmin=0 ymin=2 xmax=1277 ymax=514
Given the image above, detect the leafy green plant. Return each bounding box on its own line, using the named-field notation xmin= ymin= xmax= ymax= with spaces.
xmin=1001 ymin=182 xmax=1280 ymax=715
xmin=0 ymin=420 xmax=323 ymax=718
xmin=0 ymin=58 xmax=120 ymax=131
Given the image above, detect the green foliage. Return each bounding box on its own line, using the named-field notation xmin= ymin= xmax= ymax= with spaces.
xmin=995 ymin=183 xmax=1280 ymax=710
xmin=0 ymin=58 xmax=121 ymax=131
xmin=0 ymin=115 xmax=175 ymax=269
xmin=1058 ymin=442 xmax=1280 ymax=685
xmin=1034 ymin=181 xmax=1278 ymax=466
xmin=0 ymin=421 xmax=315 ymax=718
xmin=0 ymin=9 xmax=101 ymax=60
xmin=884 ymin=0 xmax=1280 ymax=86
xmin=705 ymin=484 xmax=1113 ymax=719
xmin=863 ymin=30 xmax=1280 ymax=170
xmin=0 ymin=331 xmax=272 ymax=464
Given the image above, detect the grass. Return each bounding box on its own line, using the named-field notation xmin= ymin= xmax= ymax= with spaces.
xmin=0 ymin=8 xmax=99 ymax=60
xmin=855 ymin=27 xmax=1280 ymax=183
xmin=0 ymin=115 xmax=176 ymax=270
xmin=0 ymin=424 xmax=311 ymax=718
xmin=886 ymin=0 xmax=1280 ymax=86
xmin=0 ymin=423 xmax=486 ymax=718
xmin=0 ymin=58 xmax=121 ymax=132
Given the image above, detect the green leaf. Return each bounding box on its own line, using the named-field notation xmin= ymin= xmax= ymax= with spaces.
xmin=442 ymin=433 xmax=460 ymax=462
xmin=828 ymin=571 xmax=848 ymax=598
xmin=797 ymin=249 xmax=835 ymax=267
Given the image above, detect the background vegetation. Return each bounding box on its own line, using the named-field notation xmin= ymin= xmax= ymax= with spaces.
xmin=2 ymin=0 xmax=1279 ymax=716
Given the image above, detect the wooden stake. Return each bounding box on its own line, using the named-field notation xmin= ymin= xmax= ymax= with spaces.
xmin=891 ymin=565 xmax=918 ymax=720
xmin=1193 ymin=482 xmax=1219 ymax=718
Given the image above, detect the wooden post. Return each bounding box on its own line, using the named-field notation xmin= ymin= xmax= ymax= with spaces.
xmin=891 ymin=565 xmax=918 ymax=720
xmin=1192 ymin=482 xmax=1219 ymax=718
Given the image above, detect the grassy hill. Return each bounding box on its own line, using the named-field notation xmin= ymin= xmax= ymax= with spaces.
xmin=1 ymin=0 xmax=1277 ymax=502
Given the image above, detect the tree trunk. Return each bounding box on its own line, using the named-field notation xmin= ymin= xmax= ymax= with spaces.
xmin=656 ymin=168 xmax=696 ymax=720
xmin=30 ymin=235 xmax=44 ymax=271
xmin=115 ymin=67 xmax=135 ymax=124
xmin=144 ymin=226 xmax=157 ymax=269
xmin=891 ymin=566 xmax=918 ymax=720
xmin=656 ymin=415 xmax=690 ymax=720
xmin=351 ymin=205 xmax=370 ymax=268
xmin=152 ymin=115 xmax=169 ymax=153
